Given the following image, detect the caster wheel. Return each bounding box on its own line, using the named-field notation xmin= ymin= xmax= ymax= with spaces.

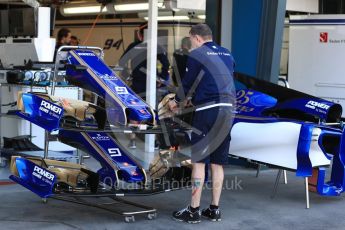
xmin=147 ymin=213 xmax=157 ymax=220
xmin=124 ymin=215 xmax=135 ymax=223
xmin=42 ymin=198 xmax=48 ymax=204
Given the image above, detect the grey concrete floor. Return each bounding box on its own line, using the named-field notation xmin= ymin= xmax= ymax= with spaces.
xmin=1 ymin=164 xmax=345 ymax=230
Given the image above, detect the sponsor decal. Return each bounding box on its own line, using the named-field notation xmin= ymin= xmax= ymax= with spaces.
xmin=319 ymin=32 xmax=345 ymax=44
xmin=139 ymin=109 xmax=147 ymax=114
xmin=305 ymin=100 xmax=330 ymax=111
xmin=108 ymin=148 xmax=122 ymax=157
xmin=320 ymin=32 xmax=328 ymax=43
xmin=130 ymin=100 xmax=137 ymax=105
xmin=39 ymin=100 xmax=63 ymax=118
xmin=91 ymin=134 xmax=110 ymax=141
xmin=100 ymin=74 xmax=117 ymax=80
xmin=207 ymin=51 xmax=231 ymax=56
xmin=115 ymin=86 xmax=129 ymax=94
xmin=77 ymin=52 xmax=96 ymax=56
xmin=32 ymin=166 xmax=55 ymax=184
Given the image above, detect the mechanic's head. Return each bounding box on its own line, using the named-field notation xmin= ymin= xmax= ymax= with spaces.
xmin=70 ymin=35 xmax=79 ymax=46
xmin=189 ymin=24 xmax=213 ymax=49
xmin=57 ymin=28 xmax=72 ymax=45
xmin=181 ymin=37 xmax=192 ymax=50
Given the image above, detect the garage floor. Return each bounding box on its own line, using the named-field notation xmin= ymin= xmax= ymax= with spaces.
xmin=1 ymin=162 xmax=345 ymax=230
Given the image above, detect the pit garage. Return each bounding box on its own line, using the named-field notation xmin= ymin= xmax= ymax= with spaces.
xmin=1 ymin=0 xmax=345 ymax=229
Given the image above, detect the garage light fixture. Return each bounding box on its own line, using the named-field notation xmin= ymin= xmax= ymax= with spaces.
xmin=114 ymin=2 xmax=165 ymax=12
xmin=60 ymin=2 xmax=111 ymax=16
xmin=143 ymin=15 xmax=189 ymax=21
xmin=62 ymin=5 xmax=107 ymax=15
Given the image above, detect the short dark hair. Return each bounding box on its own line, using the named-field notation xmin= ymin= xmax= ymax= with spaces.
xmin=57 ymin=28 xmax=71 ymax=42
xmin=181 ymin=37 xmax=191 ymax=49
xmin=189 ymin=24 xmax=213 ymax=40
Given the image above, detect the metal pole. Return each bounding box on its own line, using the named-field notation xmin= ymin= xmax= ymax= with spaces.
xmin=283 ymin=170 xmax=288 ymax=184
xmin=256 ymin=164 xmax=261 ymax=178
xmin=145 ymin=0 xmax=158 ymax=153
xmin=271 ymin=169 xmax=282 ymax=199
xmin=44 ymin=130 xmax=49 ymax=159
xmin=305 ymin=177 xmax=310 ymax=209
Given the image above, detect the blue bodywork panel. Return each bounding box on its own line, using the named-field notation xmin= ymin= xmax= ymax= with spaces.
xmin=58 ymin=130 xmax=145 ymax=185
xmin=296 ymin=124 xmax=313 ymax=177
xmin=17 ymin=93 xmax=63 ymax=132
xmin=235 ymin=89 xmax=277 ymax=116
xmin=9 ymin=158 xmax=56 ymax=198
xmin=66 ymin=50 xmax=153 ymax=126
xmin=272 ymin=98 xmax=335 ymax=122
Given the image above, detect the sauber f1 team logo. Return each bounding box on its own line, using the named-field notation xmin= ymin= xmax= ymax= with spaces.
xmin=320 ymin=32 xmax=328 ymax=43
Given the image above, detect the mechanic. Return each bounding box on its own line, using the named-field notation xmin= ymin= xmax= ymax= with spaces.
xmin=172 ymin=36 xmax=192 ymax=85
xmin=54 ymin=28 xmax=72 ymax=60
xmin=170 ymin=23 xmax=236 ymax=224
xmin=119 ymin=23 xmax=170 ymax=98
xmin=55 ymin=28 xmax=72 ymax=51
xmin=119 ymin=23 xmax=170 ymax=149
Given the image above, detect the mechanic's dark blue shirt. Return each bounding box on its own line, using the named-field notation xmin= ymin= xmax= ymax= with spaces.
xmin=176 ymin=41 xmax=236 ymax=106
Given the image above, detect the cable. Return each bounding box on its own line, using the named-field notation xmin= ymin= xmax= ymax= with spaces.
xmin=172 ymin=11 xmax=176 ymax=51
xmin=82 ymin=5 xmax=104 ymax=45
xmin=120 ymin=16 xmax=125 ymax=52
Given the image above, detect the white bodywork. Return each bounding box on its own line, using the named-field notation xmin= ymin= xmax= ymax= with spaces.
xmin=229 ymin=121 xmax=331 ymax=170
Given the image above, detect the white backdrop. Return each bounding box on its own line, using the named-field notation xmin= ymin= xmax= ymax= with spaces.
xmin=289 ymin=15 xmax=345 ymax=116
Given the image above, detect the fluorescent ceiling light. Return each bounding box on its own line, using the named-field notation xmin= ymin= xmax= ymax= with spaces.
xmin=144 ymin=16 xmax=190 ymax=21
xmin=62 ymin=5 xmax=107 ymax=15
xmin=197 ymin=15 xmax=206 ymax=20
xmin=114 ymin=2 xmax=164 ymax=12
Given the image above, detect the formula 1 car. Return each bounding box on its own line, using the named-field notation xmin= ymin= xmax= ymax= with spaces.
xmin=230 ymin=74 xmax=345 ymax=196
xmin=8 ymin=47 xmax=345 ymax=210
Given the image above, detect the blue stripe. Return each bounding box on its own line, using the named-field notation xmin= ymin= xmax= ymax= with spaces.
xmin=290 ymin=19 xmax=345 ymax=25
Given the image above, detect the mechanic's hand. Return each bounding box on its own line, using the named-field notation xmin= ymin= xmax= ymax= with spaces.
xmin=168 ymin=100 xmax=179 ymax=114
xmin=183 ymin=99 xmax=193 ymax=108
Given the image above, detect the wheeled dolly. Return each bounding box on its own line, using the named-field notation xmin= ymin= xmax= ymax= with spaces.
xmin=50 ymin=194 xmax=157 ymax=223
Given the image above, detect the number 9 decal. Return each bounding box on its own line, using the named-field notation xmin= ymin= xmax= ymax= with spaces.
xmin=108 ymin=148 xmax=122 ymax=157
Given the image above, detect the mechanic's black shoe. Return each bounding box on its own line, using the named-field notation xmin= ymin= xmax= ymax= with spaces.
xmin=201 ymin=207 xmax=221 ymax=221
xmin=172 ymin=206 xmax=201 ymax=224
